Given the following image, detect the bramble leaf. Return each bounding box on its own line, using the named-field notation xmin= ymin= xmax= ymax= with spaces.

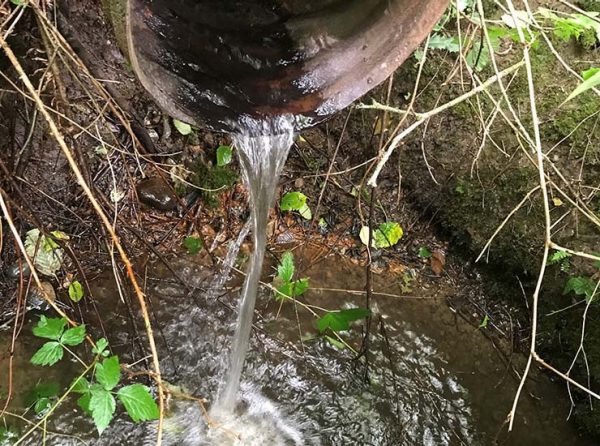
xmin=90 ymin=387 xmax=116 ymax=434
xmin=316 ymin=308 xmax=370 ymax=333
xmin=277 ymin=251 xmax=295 ymax=283
xmin=117 ymin=384 xmax=160 ymax=422
xmin=72 ymin=376 xmax=90 ymax=394
xmin=93 ymin=338 xmax=110 ymax=357
xmin=31 ymin=341 xmax=63 ymax=366
xmin=61 ymin=324 xmax=86 ymax=346
xmin=95 ymin=356 xmax=121 ymax=391
xmin=33 ymin=316 xmax=67 ymax=341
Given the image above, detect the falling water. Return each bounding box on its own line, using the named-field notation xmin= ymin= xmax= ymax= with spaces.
xmin=213 ymin=116 xmax=295 ymax=414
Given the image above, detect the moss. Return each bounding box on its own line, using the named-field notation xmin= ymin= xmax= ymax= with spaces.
xmin=190 ymin=162 xmax=237 ymax=208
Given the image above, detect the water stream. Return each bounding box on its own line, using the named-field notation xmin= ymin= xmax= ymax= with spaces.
xmin=213 ymin=117 xmax=295 ymax=415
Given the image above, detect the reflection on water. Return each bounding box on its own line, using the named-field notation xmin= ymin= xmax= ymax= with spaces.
xmin=3 ymin=252 xmax=592 ymax=445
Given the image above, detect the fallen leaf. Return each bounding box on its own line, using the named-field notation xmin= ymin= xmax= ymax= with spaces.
xmin=430 ymin=250 xmax=446 ymax=275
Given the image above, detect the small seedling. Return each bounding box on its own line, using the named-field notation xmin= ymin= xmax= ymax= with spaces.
xmin=68 ymin=280 xmax=84 ymax=303
xmin=216 ymin=145 xmax=233 ymax=167
xmin=273 ymin=251 xmax=309 ymax=301
xmin=183 ymin=236 xmax=203 ymax=255
xmin=280 ymin=191 xmax=312 ymax=220
xmin=359 ymin=222 xmax=404 ymax=249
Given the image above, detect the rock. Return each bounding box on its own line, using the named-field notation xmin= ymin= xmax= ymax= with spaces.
xmin=6 ymin=262 xmax=31 ymax=279
xmin=28 ymin=282 xmax=56 ymax=311
xmin=136 ymin=177 xmax=177 ymax=211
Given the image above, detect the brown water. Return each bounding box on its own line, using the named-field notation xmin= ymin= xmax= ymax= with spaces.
xmin=2 ymin=250 xmax=593 ymax=445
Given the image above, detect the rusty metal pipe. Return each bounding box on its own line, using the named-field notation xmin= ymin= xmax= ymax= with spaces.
xmin=124 ymin=0 xmax=450 ymax=132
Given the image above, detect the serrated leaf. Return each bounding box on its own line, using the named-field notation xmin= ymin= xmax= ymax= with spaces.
xmin=61 ymin=325 xmax=86 ymax=346
xmin=77 ymin=392 xmax=92 ymax=415
xmin=117 ymin=384 xmax=160 ymax=423
xmin=68 ymin=280 xmax=84 ymax=303
xmin=280 ymin=192 xmax=307 ymax=212
xmin=95 ymin=356 xmax=121 ymax=391
xmin=292 ymin=278 xmax=309 ymax=297
xmin=173 ymin=119 xmax=193 ymax=136
xmin=33 ymin=316 xmax=67 ymax=340
xmin=277 ymin=251 xmax=295 ymax=282
xmin=31 ymin=342 xmax=63 ymax=366
xmin=316 ymin=308 xmax=370 ymax=333
xmin=216 ymin=145 xmax=233 ymax=167
xmin=183 ymin=236 xmax=203 ymax=255
xmin=93 ymin=338 xmax=109 ymax=357
xmin=548 ymin=250 xmax=571 ymax=265
xmin=564 ymin=276 xmax=598 ymax=301
xmin=90 ymin=387 xmax=116 ymax=434
xmin=72 ymin=376 xmax=91 ymax=394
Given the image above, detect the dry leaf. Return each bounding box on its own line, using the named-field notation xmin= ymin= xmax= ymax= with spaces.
xmin=430 ymin=250 xmax=446 ymax=275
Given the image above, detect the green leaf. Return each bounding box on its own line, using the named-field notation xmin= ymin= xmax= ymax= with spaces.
xmin=360 ymin=223 xmax=404 ymax=249
xmin=316 ymin=308 xmax=371 ymax=333
xmin=292 ymin=278 xmax=309 ymax=297
xmin=33 ymin=316 xmax=67 ymax=340
xmin=374 ymin=222 xmax=403 ymax=248
xmin=72 ymin=376 xmax=91 ymax=394
xmin=582 ymin=68 xmax=600 ymax=81
xmin=479 ymin=314 xmax=489 ymax=329
xmin=298 ymin=203 xmax=313 ymax=220
xmin=324 ymin=335 xmax=346 ymax=349
xmin=216 ymin=145 xmax=233 ymax=167
xmin=173 ymin=119 xmax=193 ymax=136
xmin=418 ymin=247 xmax=432 ymax=258
xmin=548 ymin=250 xmax=571 ymax=264
xmin=275 ymin=278 xmax=309 ymax=301
xmin=34 ymin=397 xmax=51 ymax=414
xmin=31 ymin=341 xmax=63 ymax=366
xmin=89 ymin=387 xmax=116 ymax=434
xmin=277 ymin=251 xmax=295 ymax=282
xmin=95 ymin=356 xmax=121 ymax=391
xmin=117 ymin=384 xmax=160 ymax=423
xmin=564 ymin=276 xmax=598 ymax=301
xmin=77 ymin=392 xmax=92 ymax=416
xmin=93 ymin=338 xmax=109 ymax=357
xmin=61 ymin=324 xmax=86 ymax=346
xmin=68 ymin=281 xmax=84 ymax=303
xmin=565 ymin=69 xmax=600 ymax=102
xmin=280 ymin=192 xmax=307 ymax=212
xmin=183 ymin=236 xmax=203 ymax=255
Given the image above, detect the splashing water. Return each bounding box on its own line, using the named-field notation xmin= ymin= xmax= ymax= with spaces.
xmin=213 ymin=116 xmax=295 ymax=414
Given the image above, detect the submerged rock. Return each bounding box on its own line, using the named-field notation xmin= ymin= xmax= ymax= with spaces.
xmin=137 ymin=177 xmax=177 ymax=211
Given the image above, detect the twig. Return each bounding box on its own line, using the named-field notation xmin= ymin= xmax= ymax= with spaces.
xmin=363 ymin=61 xmax=525 ymax=187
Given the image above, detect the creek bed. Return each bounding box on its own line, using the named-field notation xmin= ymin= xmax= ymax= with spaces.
xmin=1 ymin=251 xmax=592 ymax=445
